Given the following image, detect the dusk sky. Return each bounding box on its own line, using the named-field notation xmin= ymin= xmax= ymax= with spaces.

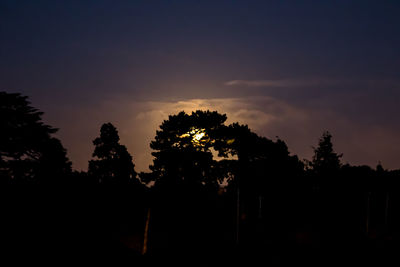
xmin=1 ymin=0 xmax=400 ymax=172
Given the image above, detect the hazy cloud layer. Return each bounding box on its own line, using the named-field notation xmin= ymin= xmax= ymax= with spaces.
xmin=43 ymin=95 xmax=400 ymax=172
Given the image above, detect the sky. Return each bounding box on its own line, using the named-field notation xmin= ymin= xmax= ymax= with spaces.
xmin=1 ymin=0 xmax=400 ymax=171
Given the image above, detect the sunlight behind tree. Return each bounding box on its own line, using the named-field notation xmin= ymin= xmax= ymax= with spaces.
xmin=180 ymin=128 xmax=208 ymax=148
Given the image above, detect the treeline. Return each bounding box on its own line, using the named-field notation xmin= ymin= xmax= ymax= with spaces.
xmin=2 ymin=91 xmax=400 ymax=264
xmin=2 ymin=91 xmax=398 ymax=190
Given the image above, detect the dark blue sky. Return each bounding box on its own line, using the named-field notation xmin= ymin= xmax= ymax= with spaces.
xmin=1 ymin=1 xmax=400 ymax=171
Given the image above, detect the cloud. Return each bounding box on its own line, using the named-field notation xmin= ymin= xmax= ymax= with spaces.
xmin=45 ymin=94 xmax=400 ymax=172
xmin=132 ymin=96 xmax=400 ymax=171
xmin=224 ymin=78 xmax=400 ymax=91
xmin=135 ymin=96 xmax=305 ymax=133
xmin=224 ymin=79 xmax=328 ymax=88
xmin=128 ymin=96 xmax=318 ymax=171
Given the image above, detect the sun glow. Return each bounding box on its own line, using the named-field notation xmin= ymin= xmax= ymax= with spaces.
xmin=180 ymin=128 xmax=207 ymax=146
xmin=193 ymin=131 xmax=205 ymax=141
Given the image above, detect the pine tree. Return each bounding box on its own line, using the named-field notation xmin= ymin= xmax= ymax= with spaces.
xmin=88 ymin=123 xmax=138 ymax=185
xmin=311 ymin=131 xmax=342 ymax=176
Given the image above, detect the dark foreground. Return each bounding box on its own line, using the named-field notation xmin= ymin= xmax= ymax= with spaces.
xmin=2 ymin=188 xmax=400 ymax=266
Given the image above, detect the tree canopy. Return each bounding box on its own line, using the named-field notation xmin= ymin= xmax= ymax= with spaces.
xmin=215 ymin=122 xmax=304 ymax=195
xmin=147 ymin=111 xmax=227 ymax=191
xmin=0 ymin=91 xmax=71 ymax=183
xmin=145 ymin=110 xmax=303 ymax=195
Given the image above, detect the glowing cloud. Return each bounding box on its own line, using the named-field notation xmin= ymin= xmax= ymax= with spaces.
xmin=50 ymin=95 xmax=400 ymax=172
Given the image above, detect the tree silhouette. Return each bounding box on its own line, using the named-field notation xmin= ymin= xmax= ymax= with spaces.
xmin=147 ymin=110 xmax=227 ymax=191
xmin=146 ymin=111 xmax=304 ymax=192
xmin=88 ymin=123 xmax=138 ymax=185
xmin=214 ymin=122 xmax=303 ymax=192
xmin=0 ymin=91 xmax=71 ymax=184
xmin=310 ymin=131 xmax=342 ymax=177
